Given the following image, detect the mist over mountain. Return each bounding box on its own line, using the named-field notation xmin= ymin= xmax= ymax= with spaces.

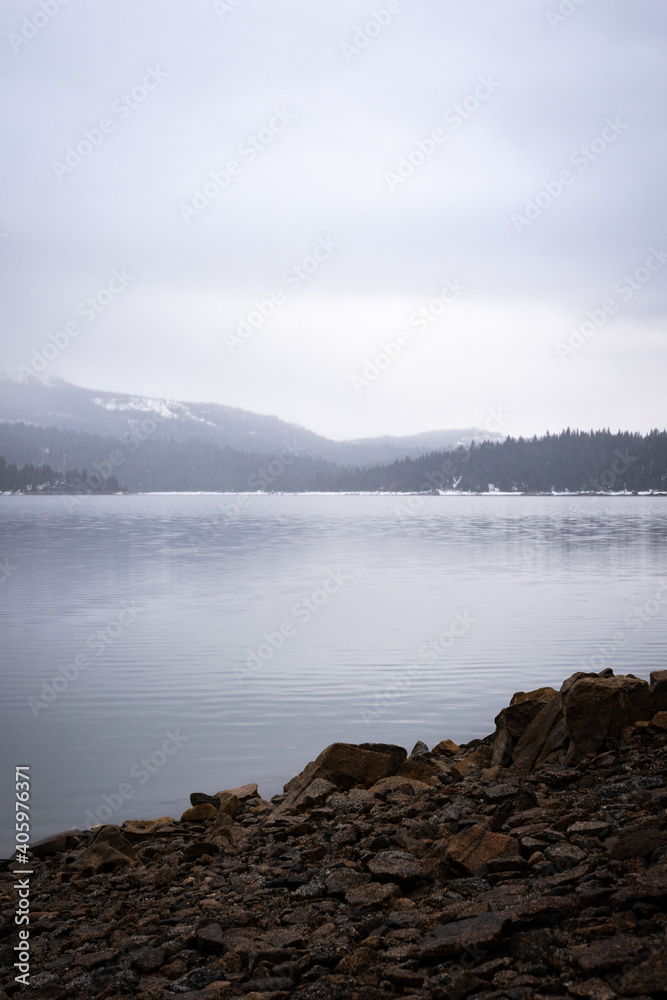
xmin=0 ymin=373 xmax=499 ymax=467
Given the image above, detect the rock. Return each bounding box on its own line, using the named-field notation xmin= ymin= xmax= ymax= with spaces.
xmin=543 ymin=843 xmax=587 ymax=867
xmin=29 ymin=829 xmax=82 ymax=857
xmin=345 ymin=882 xmax=400 ymax=907
xmin=410 ymin=739 xmax=429 ymax=756
xmin=650 ymin=709 xmax=667 ymax=729
xmin=511 ymin=696 xmax=565 ymax=773
xmin=649 ymin=669 xmax=667 ymax=711
xmin=568 ymin=978 xmax=618 ymax=1000
xmin=562 ymin=672 xmax=653 ymax=765
xmin=366 ymin=850 xmax=423 ymax=883
xmin=189 ymin=792 xmax=220 ymax=809
xmin=277 ymin=741 xmax=407 ymax=812
xmin=415 ymin=911 xmax=509 ymax=960
xmin=491 ymin=686 xmax=558 ymax=767
xmin=567 ymin=820 xmax=610 ymax=838
xmin=129 ymin=946 xmax=166 ymax=973
xmin=196 ymin=923 xmax=225 ymax=956
xmin=574 ymin=934 xmax=647 ymax=974
xmin=215 ymin=792 xmax=241 ymax=817
xmin=620 ymin=953 xmax=667 ymax=995
xmin=369 ymin=775 xmax=430 ymax=796
xmin=397 ymin=752 xmax=445 ymax=785
xmin=607 ymin=827 xmax=667 ymax=861
xmin=432 ymin=739 xmax=461 ymax=756
xmin=75 ymin=825 xmax=139 ymax=875
xmin=121 ymin=817 xmax=175 ymax=838
xmin=180 ymin=803 xmax=217 ymax=822
xmin=292 ymin=777 xmax=336 ymax=811
xmin=215 ymin=781 xmax=258 ymax=800
xmin=445 ymin=824 xmax=522 ymax=875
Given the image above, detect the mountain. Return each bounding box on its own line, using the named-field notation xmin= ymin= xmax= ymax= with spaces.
xmin=0 ymin=372 xmax=499 ymax=467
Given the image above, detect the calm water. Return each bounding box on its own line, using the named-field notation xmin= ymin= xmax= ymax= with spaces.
xmin=1 ymin=493 xmax=666 ymax=854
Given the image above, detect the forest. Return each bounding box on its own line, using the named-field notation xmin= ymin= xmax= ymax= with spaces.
xmin=1 ymin=425 xmax=666 ymax=494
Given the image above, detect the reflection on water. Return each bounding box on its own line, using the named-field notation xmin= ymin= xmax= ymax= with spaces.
xmin=1 ymin=493 xmax=666 ymax=851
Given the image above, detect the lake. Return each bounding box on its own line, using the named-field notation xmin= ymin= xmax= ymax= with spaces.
xmin=1 ymin=493 xmax=666 ymax=855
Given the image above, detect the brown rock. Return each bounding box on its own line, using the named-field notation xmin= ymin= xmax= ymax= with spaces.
xmin=180 ymin=803 xmax=217 ymax=822
xmin=650 ymin=709 xmax=667 ymax=730
xmin=624 ymin=859 xmax=667 ymax=900
xmin=511 ymin=696 xmax=564 ymax=773
xmin=197 ymin=923 xmax=225 ymax=956
xmin=575 ymin=934 xmax=646 ymax=974
xmin=608 ymin=827 xmax=667 ymax=861
xmin=445 ymin=824 xmax=521 ymax=875
xmin=345 ymin=881 xmax=400 ymax=907
xmin=189 ymin=792 xmax=220 ymax=809
xmin=213 ymin=792 xmax=241 ymax=817
xmin=121 ymin=817 xmax=175 ymax=838
xmin=76 ymin=825 xmax=139 ymax=875
xmin=29 ymin=830 xmax=82 ymax=857
xmin=370 ymin=775 xmax=429 ymax=796
xmin=432 ymin=738 xmax=461 ymax=756
xmin=215 ymin=781 xmax=258 ymax=800
xmin=620 ymin=953 xmax=667 ymax=995
xmin=649 ymin=669 xmax=667 ymax=711
xmin=292 ymin=777 xmax=336 ymax=811
xmin=335 ymin=946 xmax=378 ymax=975
xmin=396 ymin=753 xmax=444 ymax=785
xmin=568 ymin=978 xmax=618 ymax=1000
xmin=562 ymin=672 xmax=653 ymax=765
xmin=491 ymin=686 xmax=558 ymax=767
xmin=366 ymin=850 xmax=423 ymax=883
xmin=325 ymin=868 xmax=370 ymax=895
xmin=129 ymin=946 xmax=166 ymax=973
xmin=415 ymin=911 xmax=509 ymax=960
xmin=277 ymin=741 xmax=407 ymax=812
xmin=544 ymin=843 xmax=588 ymax=867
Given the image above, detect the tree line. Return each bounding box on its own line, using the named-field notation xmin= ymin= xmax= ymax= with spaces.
xmin=0 ymin=424 xmax=665 ymax=494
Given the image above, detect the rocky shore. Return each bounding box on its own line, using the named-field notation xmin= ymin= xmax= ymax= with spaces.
xmin=2 ymin=668 xmax=667 ymax=1000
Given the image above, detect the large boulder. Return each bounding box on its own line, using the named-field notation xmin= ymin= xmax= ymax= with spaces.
xmin=496 ymin=670 xmax=658 ymax=773
xmin=491 ymin=687 xmax=558 ymax=767
xmin=650 ymin=670 xmax=667 ymax=712
xmin=561 ymin=672 xmax=652 ymax=765
xmin=444 ymin=824 xmax=521 ymax=876
xmin=275 ymin=742 xmax=407 ymax=815
xmin=511 ymin=696 xmax=567 ymax=773
xmin=75 ymin=825 xmax=140 ymax=876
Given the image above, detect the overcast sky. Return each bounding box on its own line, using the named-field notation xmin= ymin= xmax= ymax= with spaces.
xmin=1 ymin=0 xmax=665 ymax=440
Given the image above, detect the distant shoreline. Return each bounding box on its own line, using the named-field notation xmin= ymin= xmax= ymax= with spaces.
xmin=3 ymin=489 xmax=667 ymax=498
